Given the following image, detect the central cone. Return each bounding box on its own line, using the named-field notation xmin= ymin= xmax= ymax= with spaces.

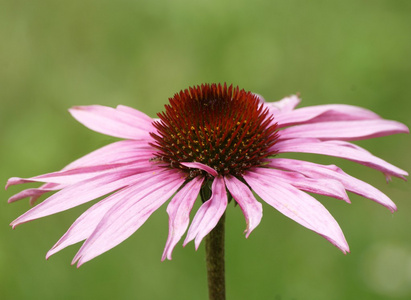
xmin=150 ymin=83 xmax=279 ymax=178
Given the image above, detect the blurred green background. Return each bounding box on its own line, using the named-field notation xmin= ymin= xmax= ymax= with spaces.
xmin=1 ymin=0 xmax=410 ymax=299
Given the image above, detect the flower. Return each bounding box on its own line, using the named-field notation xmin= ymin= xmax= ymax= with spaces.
xmin=7 ymin=83 xmax=408 ymax=267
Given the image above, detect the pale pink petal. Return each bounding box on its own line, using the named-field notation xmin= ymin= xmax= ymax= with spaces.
xmin=72 ymin=172 xmax=185 ymax=267
xmin=279 ymin=120 xmax=409 ymax=141
xmin=37 ymin=159 xmax=154 ymax=184
xmin=162 ymin=176 xmax=204 ymax=261
xmin=180 ymin=162 xmax=218 ymax=177
xmin=275 ymin=104 xmax=381 ymax=128
xmin=6 ymin=161 xmax=154 ymax=187
xmin=8 ymin=187 xmax=59 ymax=204
xmin=224 ymin=175 xmax=262 ymax=237
xmin=116 ymin=105 xmax=154 ymax=123
xmin=69 ymin=105 xmax=154 ymax=140
xmin=6 ymin=177 xmax=30 ymax=189
xmin=268 ymin=158 xmax=397 ymax=212
xmin=6 ymin=141 xmax=155 ymax=190
xmin=253 ymin=168 xmax=349 ymax=202
xmin=183 ymin=176 xmax=227 ymax=249
xmin=63 ymin=140 xmax=155 ymax=170
xmin=46 ymin=171 xmax=169 ymax=259
xmin=265 ymin=95 xmax=301 ymax=114
xmin=29 ymin=183 xmax=63 ymax=205
xmin=46 ymin=189 xmax=129 ymax=259
xmin=9 ymin=167 xmax=158 ymax=228
xmin=275 ymin=139 xmax=408 ymax=179
xmin=253 ymin=93 xmax=266 ymax=103
xmin=243 ymin=172 xmax=350 ymax=253
xmin=6 ymin=179 xmax=64 ymax=196
xmin=8 ymin=163 xmax=131 ymax=186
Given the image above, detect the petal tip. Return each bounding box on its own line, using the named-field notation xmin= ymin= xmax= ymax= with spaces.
xmin=194 ymin=240 xmax=201 ymax=251
xmin=161 ymin=250 xmax=171 ymax=261
xmin=5 ymin=177 xmax=20 ymax=190
xmin=45 ymin=251 xmax=53 ymax=260
xmin=71 ymin=256 xmax=82 ymax=268
xmin=10 ymin=220 xmax=18 ymax=229
xmin=69 ymin=106 xmax=85 ymax=112
xmin=388 ymin=204 xmax=398 ymax=213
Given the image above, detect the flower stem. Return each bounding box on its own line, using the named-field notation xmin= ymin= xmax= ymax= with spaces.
xmin=205 ymin=212 xmax=226 ymax=300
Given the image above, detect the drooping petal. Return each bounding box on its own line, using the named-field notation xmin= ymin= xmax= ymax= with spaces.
xmin=162 ymin=176 xmax=204 ymax=261
xmin=224 ymin=175 xmax=262 ymax=237
xmin=6 ymin=141 xmax=156 ymax=192
xmin=243 ymin=171 xmax=350 ymax=253
xmin=69 ymin=105 xmax=155 ymax=140
xmin=29 ymin=183 xmax=63 ymax=205
xmin=46 ymin=170 xmax=175 ymax=259
xmin=275 ymin=138 xmax=408 ymax=179
xmin=72 ymin=171 xmax=185 ymax=267
xmin=180 ymin=162 xmax=218 ymax=177
xmin=46 ymin=188 xmax=132 ymax=259
xmin=7 ymin=163 xmax=134 ymax=187
xmin=9 ymin=166 xmax=158 ymax=228
xmin=275 ymin=104 xmax=382 ymax=128
xmin=268 ymin=158 xmax=398 ymax=212
xmin=183 ymin=176 xmax=227 ymax=249
xmin=6 ymin=161 xmax=154 ymax=188
xmin=279 ymin=120 xmax=409 ymax=141
xmin=253 ymin=168 xmax=349 ymax=202
xmin=8 ymin=186 xmax=61 ymax=204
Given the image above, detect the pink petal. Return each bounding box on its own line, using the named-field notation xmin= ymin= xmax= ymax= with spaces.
xmin=253 ymin=93 xmax=266 ymax=103
xmin=42 ymin=159 xmax=154 ymax=183
xmin=180 ymin=162 xmax=218 ymax=177
xmin=279 ymin=120 xmax=409 ymax=141
xmin=69 ymin=105 xmax=155 ymax=140
xmin=243 ymin=172 xmax=350 ymax=253
xmin=6 ymin=161 xmax=154 ymax=188
xmin=224 ymin=175 xmax=262 ymax=237
xmin=72 ymin=171 xmax=185 ymax=267
xmin=29 ymin=183 xmax=63 ymax=205
xmin=6 ymin=141 xmax=156 ymax=191
xmin=116 ymin=105 xmax=154 ymax=123
xmin=9 ymin=167 xmax=156 ymax=228
xmin=253 ymin=168 xmax=349 ymax=202
xmin=7 ymin=163 xmax=134 ymax=186
xmin=162 ymin=176 xmax=204 ymax=261
xmin=265 ymin=95 xmax=301 ymax=114
xmin=46 ymin=170 xmax=172 ymax=259
xmin=275 ymin=104 xmax=382 ymax=128
xmin=8 ymin=187 xmax=60 ymax=204
xmin=46 ymin=188 xmax=132 ymax=259
xmin=183 ymin=176 xmax=227 ymax=249
xmin=63 ymin=140 xmax=154 ymax=170
xmin=275 ymin=138 xmax=408 ymax=179
xmin=268 ymin=158 xmax=398 ymax=212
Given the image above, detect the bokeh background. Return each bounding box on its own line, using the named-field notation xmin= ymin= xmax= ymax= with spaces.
xmin=1 ymin=1 xmax=410 ymax=299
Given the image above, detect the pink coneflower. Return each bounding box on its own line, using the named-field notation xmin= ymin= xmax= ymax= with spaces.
xmin=7 ymin=83 xmax=408 ymax=268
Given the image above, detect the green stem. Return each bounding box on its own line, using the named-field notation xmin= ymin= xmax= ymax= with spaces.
xmin=205 ymin=212 xmax=226 ymax=300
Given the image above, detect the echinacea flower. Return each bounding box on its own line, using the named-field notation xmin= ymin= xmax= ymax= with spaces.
xmin=7 ymin=83 xmax=408 ymax=267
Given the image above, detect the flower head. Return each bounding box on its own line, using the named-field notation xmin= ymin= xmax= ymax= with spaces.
xmin=7 ymin=83 xmax=408 ymax=267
